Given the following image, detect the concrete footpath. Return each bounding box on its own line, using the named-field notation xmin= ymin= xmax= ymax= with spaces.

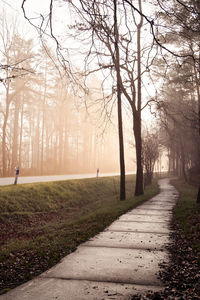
xmin=1 ymin=178 xmax=178 ymax=300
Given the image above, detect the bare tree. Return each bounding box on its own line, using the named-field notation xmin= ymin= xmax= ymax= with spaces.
xmin=26 ymin=0 xmax=158 ymax=196
xmin=142 ymin=130 xmax=159 ymax=186
xmin=113 ymin=0 xmax=126 ymax=199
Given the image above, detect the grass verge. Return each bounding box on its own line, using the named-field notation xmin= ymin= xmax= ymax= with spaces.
xmin=0 ymin=175 xmax=159 ymax=294
xmin=170 ymin=178 xmax=200 ymax=262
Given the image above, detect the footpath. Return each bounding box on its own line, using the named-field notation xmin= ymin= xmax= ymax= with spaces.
xmin=1 ymin=178 xmax=178 ymax=300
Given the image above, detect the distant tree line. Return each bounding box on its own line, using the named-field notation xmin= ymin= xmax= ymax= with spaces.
xmin=0 ymin=17 xmax=123 ymax=177
xmin=153 ymin=0 xmax=200 ymax=200
xmin=3 ymin=0 xmax=199 ymax=201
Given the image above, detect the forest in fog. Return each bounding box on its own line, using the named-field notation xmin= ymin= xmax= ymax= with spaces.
xmin=0 ymin=33 xmax=134 ymax=177
xmin=0 ymin=0 xmax=200 ymax=197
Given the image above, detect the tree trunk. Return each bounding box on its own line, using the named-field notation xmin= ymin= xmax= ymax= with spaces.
xmin=41 ymin=65 xmax=47 ymax=175
xmin=117 ymin=83 xmax=126 ymax=200
xmin=194 ymin=49 xmax=200 ymax=202
xmin=2 ymin=80 xmax=11 ymax=177
xmin=180 ymin=139 xmax=188 ymax=182
xmin=114 ymin=0 xmax=126 ymax=200
xmin=134 ymin=116 xmax=144 ymax=195
xmin=19 ymin=99 xmax=24 ymax=168
xmin=36 ymin=109 xmax=40 ymax=173
xmin=64 ymin=120 xmax=69 ymax=171
xmin=59 ymin=123 xmax=64 ymax=173
xmin=41 ymin=107 xmax=45 ymax=175
xmin=197 ymin=186 xmax=200 ymax=203
xmin=12 ymin=96 xmax=20 ymax=172
xmin=134 ymin=0 xmax=143 ymax=196
xmin=2 ymin=104 xmax=9 ymax=176
xmin=172 ymin=148 xmax=176 ymax=175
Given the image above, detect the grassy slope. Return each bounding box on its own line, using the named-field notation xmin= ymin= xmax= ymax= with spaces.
xmin=0 ymin=175 xmax=159 ymax=294
xmin=171 ymin=178 xmax=200 ymax=262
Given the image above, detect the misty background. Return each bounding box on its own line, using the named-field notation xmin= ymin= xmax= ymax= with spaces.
xmin=0 ymin=0 xmax=199 ymax=189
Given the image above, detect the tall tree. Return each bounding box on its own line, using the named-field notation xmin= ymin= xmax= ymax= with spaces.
xmin=142 ymin=130 xmax=160 ymax=186
xmin=51 ymin=0 xmax=156 ymax=196
xmin=0 ymin=15 xmax=33 ymax=175
xmin=154 ymin=0 xmax=200 ymax=200
xmin=113 ymin=0 xmax=126 ymax=199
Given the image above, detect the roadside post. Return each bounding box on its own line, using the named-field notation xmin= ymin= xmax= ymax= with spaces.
xmin=14 ymin=166 xmax=20 ymax=185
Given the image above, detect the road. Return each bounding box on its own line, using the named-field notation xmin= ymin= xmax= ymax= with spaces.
xmin=0 ymin=172 xmax=124 ymax=186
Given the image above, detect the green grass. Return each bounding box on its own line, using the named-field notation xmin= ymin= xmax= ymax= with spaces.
xmin=171 ymin=178 xmax=200 ymax=262
xmin=0 ymin=175 xmax=159 ymax=294
xmin=0 ymin=176 xmax=140 ymax=212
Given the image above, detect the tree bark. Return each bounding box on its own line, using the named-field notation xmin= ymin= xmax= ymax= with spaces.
xmin=134 ymin=115 xmax=144 ymax=195
xmin=2 ymin=103 xmax=10 ymax=176
xmin=19 ymin=98 xmax=24 ymax=168
xmin=114 ymin=0 xmax=126 ymax=200
xmin=197 ymin=186 xmax=200 ymax=203
xmin=2 ymin=78 xmax=11 ymax=177
xmin=134 ymin=0 xmax=144 ymax=196
xmin=193 ymin=52 xmax=200 ymax=201
xmin=117 ymin=83 xmax=126 ymax=200
xmin=41 ymin=63 xmax=47 ymax=175
xmin=12 ymin=96 xmax=20 ymax=171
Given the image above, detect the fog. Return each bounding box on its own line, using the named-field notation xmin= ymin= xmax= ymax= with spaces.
xmin=1 ymin=0 xmax=199 ymax=186
xmin=0 ymin=1 xmax=150 ymax=178
xmin=0 ymin=39 xmax=136 ymax=176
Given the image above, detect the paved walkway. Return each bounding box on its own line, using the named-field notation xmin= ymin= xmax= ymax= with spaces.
xmin=1 ymin=178 xmax=178 ymax=300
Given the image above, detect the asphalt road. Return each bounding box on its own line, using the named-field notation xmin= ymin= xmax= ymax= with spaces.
xmin=0 ymin=172 xmax=122 ymax=186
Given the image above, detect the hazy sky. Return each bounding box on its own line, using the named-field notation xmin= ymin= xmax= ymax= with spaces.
xmin=0 ymin=0 xmax=169 ymax=176
xmin=1 ymin=0 xmax=157 ymax=123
